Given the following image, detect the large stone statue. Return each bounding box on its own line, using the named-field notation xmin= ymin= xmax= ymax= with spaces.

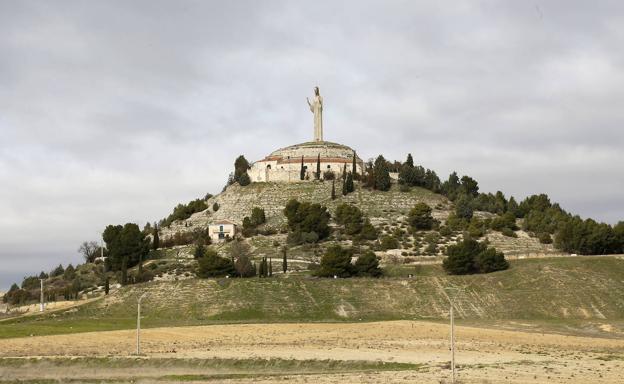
xmin=307 ymin=86 xmax=323 ymax=142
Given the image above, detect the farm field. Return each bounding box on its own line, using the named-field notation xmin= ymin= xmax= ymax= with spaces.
xmin=1 ymin=320 xmax=623 ymax=383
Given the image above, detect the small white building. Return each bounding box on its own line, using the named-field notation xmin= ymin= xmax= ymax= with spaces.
xmin=208 ymin=220 xmax=237 ymax=241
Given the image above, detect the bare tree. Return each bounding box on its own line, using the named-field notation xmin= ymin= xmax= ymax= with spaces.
xmin=230 ymin=240 xmax=255 ymax=277
xmin=78 ymin=241 xmax=100 ymax=263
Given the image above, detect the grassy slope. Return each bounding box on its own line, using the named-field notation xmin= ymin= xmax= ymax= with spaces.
xmin=2 ymin=256 xmax=623 ymax=339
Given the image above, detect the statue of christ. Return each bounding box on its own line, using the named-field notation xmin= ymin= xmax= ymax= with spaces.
xmin=307 ymin=86 xmax=323 ymax=142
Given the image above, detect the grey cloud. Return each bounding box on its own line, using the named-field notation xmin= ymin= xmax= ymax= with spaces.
xmin=1 ymin=1 xmax=623 ymax=288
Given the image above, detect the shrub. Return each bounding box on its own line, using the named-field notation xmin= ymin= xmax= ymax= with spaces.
xmin=380 ymin=235 xmax=399 ymax=250
xmin=251 ymin=207 xmax=266 ymax=226
xmin=212 ymin=202 xmax=220 ymax=212
xmin=538 ymin=232 xmax=553 ymax=244
xmin=317 ymin=245 xmax=353 ymax=278
xmin=354 ymin=251 xmax=382 ymax=277
xmin=197 ymin=249 xmax=235 ymax=278
xmin=359 ymin=219 xmax=378 ymax=240
xmin=443 ymin=238 xmax=508 ymax=275
xmin=439 ymin=226 xmax=452 ymax=237
xmin=323 ymin=170 xmax=335 ymax=180
xmin=193 ymin=243 xmax=206 ymax=259
xmin=238 ymin=172 xmax=251 ymax=186
xmin=501 ymin=227 xmax=517 ymax=237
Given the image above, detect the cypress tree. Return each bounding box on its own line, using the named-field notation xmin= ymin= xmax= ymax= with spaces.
xmin=282 ymin=247 xmax=288 ymax=273
xmin=342 ymin=174 xmax=347 ymax=196
xmin=258 ymin=257 xmax=265 ymax=277
xmin=300 ymin=156 xmax=305 ymax=180
xmin=331 ymin=179 xmax=336 ymax=200
xmin=120 ymin=256 xmax=128 ymax=285
xmin=346 ymin=172 xmax=354 ymax=194
xmin=104 ymin=277 xmax=109 ymax=295
xmin=152 ymin=226 xmax=159 ymax=250
xmin=352 ymin=151 xmax=357 ymax=179
xmin=342 ymin=163 xmax=347 ymax=182
xmin=268 ymin=258 xmax=273 ymax=277
xmin=315 ymin=153 xmax=321 ymax=180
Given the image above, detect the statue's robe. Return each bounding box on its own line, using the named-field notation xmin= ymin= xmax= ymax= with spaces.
xmin=310 ymin=95 xmax=323 ymax=141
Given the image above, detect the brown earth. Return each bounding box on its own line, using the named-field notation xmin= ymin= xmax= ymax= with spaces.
xmin=1 ymin=320 xmax=623 ymax=383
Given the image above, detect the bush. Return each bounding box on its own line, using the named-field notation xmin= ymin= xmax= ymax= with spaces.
xmin=238 ymin=172 xmax=251 ymax=186
xmin=197 ymin=249 xmax=236 ymax=278
xmin=316 ymin=245 xmax=353 ymax=278
xmin=212 ymin=202 xmax=220 ymax=212
xmin=354 ymin=251 xmax=382 ymax=277
xmin=251 ymin=207 xmax=266 ymax=226
xmin=501 ymin=227 xmax=517 ymax=237
xmin=359 ymin=219 xmax=378 ymax=240
xmin=408 ymin=203 xmax=435 ymax=230
xmin=443 ymin=238 xmax=508 ymax=275
xmin=439 ymin=226 xmax=452 ymax=237
xmin=538 ymin=232 xmax=553 ymax=244
xmin=380 ymin=235 xmax=399 ymax=250
xmin=323 ymin=170 xmax=335 ymax=180
xmin=193 ymin=243 xmax=206 ymax=259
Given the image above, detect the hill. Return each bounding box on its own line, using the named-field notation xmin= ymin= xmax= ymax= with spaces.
xmin=160 ymin=181 xmax=557 ymax=260
xmin=2 ymin=256 xmax=624 ymax=339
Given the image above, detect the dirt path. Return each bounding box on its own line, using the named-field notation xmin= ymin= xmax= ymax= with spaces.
xmin=1 ymin=320 xmax=623 ymax=383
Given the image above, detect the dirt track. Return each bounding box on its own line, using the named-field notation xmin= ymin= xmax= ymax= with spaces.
xmin=1 ymin=321 xmax=623 ymax=383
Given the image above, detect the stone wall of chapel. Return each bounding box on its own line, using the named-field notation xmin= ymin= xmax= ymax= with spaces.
xmin=249 ymin=159 xmax=363 ymax=182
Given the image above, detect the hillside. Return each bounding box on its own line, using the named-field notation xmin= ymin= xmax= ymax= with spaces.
xmin=160 ymin=181 xmax=557 ymax=259
xmin=2 ymin=256 xmax=624 ymax=339
xmin=162 ymin=182 xmax=449 ymax=235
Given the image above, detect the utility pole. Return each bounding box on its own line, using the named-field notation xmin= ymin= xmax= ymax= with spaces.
xmin=444 ymin=287 xmax=460 ymax=384
xmin=450 ymin=305 xmax=455 ymax=383
xmin=136 ymin=292 xmax=148 ymax=355
xmin=39 ymin=279 xmax=45 ymax=312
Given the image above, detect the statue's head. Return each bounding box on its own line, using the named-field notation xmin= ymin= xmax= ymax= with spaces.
xmin=314 ymin=86 xmax=319 ymax=96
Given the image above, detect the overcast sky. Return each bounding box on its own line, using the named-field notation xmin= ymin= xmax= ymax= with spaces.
xmin=1 ymin=1 xmax=623 ymax=289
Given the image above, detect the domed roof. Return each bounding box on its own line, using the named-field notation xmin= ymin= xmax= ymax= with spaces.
xmin=260 ymin=141 xmax=362 ymax=165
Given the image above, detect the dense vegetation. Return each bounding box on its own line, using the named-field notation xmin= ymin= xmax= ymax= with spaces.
xmin=316 ymin=245 xmax=382 ymax=278
xmin=283 ymin=199 xmax=331 ymax=244
xmin=103 ymin=223 xmax=151 ymax=284
xmin=443 ymin=238 xmax=509 ymax=275
xmin=160 ymin=198 xmax=208 ymax=227
xmin=392 ymin=152 xmax=624 ymax=255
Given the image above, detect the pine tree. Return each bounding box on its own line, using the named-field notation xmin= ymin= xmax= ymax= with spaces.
xmin=331 ymin=179 xmax=336 ymax=200
xmin=300 ymin=156 xmax=305 ymax=180
xmin=373 ymin=155 xmax=391 ymax=191
xmin=405 ymin=153 xmax=414 ymax=167
xmin=315 ymin=153 xmax=321 ymax=180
